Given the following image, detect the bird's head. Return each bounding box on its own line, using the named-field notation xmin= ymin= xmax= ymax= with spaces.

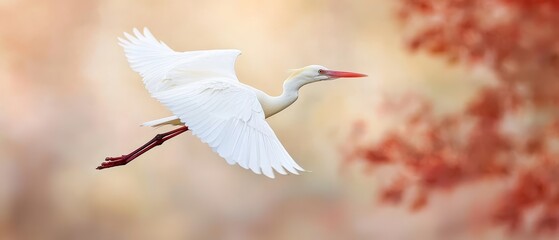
xmin=289 ymin=65 xmax=367 ymax=83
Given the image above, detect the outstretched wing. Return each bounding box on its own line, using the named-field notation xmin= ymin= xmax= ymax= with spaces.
xmin=119 ymin=28 xmax=241 ymax=94
xmin=119 ymin=28 xmax=303 ymax=178
xmin=153 ymin=80 xmax=305 ymax=178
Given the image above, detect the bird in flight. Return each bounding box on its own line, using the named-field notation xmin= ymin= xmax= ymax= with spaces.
xmin=97 ymin=28 xmax=366 ymax=178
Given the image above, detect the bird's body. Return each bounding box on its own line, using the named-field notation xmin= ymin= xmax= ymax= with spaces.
xmin=97 ymin=28 xmax=366 ymax=178
xmin=141 ymin=75 xmax=300 ymax=127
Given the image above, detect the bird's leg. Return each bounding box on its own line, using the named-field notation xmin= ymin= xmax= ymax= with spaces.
xmin=97 ymin=126 xmax=189 ymax=170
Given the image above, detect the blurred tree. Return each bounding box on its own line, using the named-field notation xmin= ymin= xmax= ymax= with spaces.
xmin=346 ymin=0 xmax=559 ymax=233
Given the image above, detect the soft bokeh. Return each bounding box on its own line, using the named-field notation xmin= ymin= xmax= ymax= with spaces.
xmin=0 ymin=1 xmax=541 ymax=239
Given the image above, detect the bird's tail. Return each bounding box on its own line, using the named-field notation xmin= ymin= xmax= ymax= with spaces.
xmin=141 ymin=116 xmax=181 ymax=127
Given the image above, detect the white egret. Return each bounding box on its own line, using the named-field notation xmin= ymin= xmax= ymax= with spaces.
xmin=97 ymin=28 xmax=366 ymax=178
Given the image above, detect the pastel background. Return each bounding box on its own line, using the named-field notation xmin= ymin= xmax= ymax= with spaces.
xmin=0 ymin=1 xmax=535 ymax=240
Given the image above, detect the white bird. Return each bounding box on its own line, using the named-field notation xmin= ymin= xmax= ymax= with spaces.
xmin=97 ymin=28 xmax=366 ymax=178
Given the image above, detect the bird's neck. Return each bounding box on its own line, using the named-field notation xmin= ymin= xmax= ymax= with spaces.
xmin=258 ymin=75 xmax=311 ymax=118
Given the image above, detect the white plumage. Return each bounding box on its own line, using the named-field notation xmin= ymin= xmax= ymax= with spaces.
xmin=106 ymin=28 xmax=366 ymax=178
xmin=119 ymin=28 xmax=302 ymax=178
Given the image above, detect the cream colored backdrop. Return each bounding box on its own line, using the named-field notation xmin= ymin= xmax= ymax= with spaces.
xmin=0 ymin=1 xmax=505 ymax=239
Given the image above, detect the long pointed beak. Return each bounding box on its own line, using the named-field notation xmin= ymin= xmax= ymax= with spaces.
xmin=321 ymin=70 xmax=367 ymax=78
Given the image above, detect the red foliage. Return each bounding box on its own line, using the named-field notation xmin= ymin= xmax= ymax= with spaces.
xmin=346 ymin=0 xmax=559 ymax=234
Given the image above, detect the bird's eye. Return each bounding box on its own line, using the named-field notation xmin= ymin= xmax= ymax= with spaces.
xmin=318 ymin=69 xmax=324 ymax=74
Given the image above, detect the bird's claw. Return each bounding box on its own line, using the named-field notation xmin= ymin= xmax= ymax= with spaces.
xmin=96 ymin=156 xmax=129 ymax=170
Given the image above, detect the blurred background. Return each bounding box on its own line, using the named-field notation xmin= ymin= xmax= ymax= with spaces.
xmin=1 ymin=0 xmax=557 ymax=239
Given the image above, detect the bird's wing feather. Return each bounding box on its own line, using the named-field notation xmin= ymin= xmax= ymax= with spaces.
xmin=153 ymin=80 xmax=304 ymax=178
xmin=119 ymin=28 xmax=241 ymax=94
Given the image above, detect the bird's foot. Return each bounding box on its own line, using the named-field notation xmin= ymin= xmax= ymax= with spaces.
xmin=96 ymin=155 xmax=130 ymax=169
xmin=96 ymin=126 xmax=189 ymax=171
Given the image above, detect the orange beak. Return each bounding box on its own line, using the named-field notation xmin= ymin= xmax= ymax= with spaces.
xmin=320 ymin=69 xmax=367 ymax=78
